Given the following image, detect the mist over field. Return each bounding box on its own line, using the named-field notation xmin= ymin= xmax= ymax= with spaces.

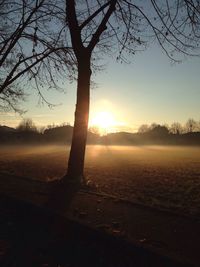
xmin=0 ymin=145 xmax=200 ymax=216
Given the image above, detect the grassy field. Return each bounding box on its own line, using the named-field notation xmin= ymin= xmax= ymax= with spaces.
xmin=0 ymin=145 xmax=200 ymax=216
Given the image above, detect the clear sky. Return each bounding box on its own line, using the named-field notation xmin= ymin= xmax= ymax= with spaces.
xmin=1 ymin=43 xmax=200 ymax=132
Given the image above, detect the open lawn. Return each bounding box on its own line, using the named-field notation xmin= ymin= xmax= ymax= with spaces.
xmin=0 ymin=145 xmax=200 ymax=216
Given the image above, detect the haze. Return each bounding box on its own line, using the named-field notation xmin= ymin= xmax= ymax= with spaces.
xmin=1 ymin=144 xmax=199 ymax=216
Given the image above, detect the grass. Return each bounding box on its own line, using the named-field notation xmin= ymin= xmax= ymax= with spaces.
xmin=0 ymin=144 xmax=200 ymax=216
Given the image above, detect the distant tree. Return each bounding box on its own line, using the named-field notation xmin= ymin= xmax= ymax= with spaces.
xmin=46 ymin=124 xmax=55 ymax=130
xmin=149 ymin=124 xmax=169 ymax=136
xmin=0 ymin=0 xmax=71 ymax=114
xmin=185 ymin=118 xmax=197 ymax=133
xmin=138 ymin=124 xmax=149 ymax=134
xmin=170 ymin=122 xmax=183 ymax=135
xmin=17 ymin=118 xmax=37 ymax=132
xmin=43 ymin=124 xmax=73 ymax=143
xmin=198 ymin=121 xmax=200 ymax=132
xmin=149 ymin=123 xmax=159 ymax=131
xmin=88 ymin=126 xmax=100 ymax=136
xmin=148 ymin=123 xmax=170 ymax=132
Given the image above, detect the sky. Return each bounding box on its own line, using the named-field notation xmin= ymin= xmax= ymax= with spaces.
xmin=1 ymin=43 xmax=200 ymax=133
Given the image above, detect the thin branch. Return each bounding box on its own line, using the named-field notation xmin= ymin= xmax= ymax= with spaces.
xmin=79 ymin=1 xmax=111 ymax=30
xmin=88 ymin=0 xmax=117 ymax=52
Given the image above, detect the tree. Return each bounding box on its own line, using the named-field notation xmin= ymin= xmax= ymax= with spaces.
xmin=138 ymin=124 xmax=149 ymax=134
xmin=17 ymin=118 xmax=37 ymax=132
xmin=198 ymin=120 xmax=200 ymax=131
xmin=149 ymin=124 xmax=169 ymax=136
xmin=64 ymin=0 xmax=200 ymax=182
xmin=0 ymin=0 xmax=71 ymax=114
xmin=185 ymin=118 xmax=197 ymax=133
xmin=89 ymin=126 xmax=101 ymax=136
xmin=170 ymin=122 xmax=183 ymax=134
xmin=1 ymin=1 xmax=200 ymax=183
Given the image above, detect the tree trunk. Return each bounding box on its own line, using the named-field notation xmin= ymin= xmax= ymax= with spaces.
xmin=66 ymin=53 xmax=91 ymax=181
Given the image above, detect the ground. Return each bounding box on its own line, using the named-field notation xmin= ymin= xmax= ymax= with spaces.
xmin=1 ymin=174 xmax=199 ymax=267
xmin=0 ymin=144 xmax=200 ymax=216
xmin=0 ymin=145 xmax=200 ymax=266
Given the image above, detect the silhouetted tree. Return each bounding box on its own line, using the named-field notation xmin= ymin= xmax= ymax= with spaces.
xmin=149 ymin=123 xmax=159 ymax=130
xmin=0 ymin=0 xmax=71 ymax=114
xmin=17 ymin=118 xmax=37 ymax=132
xmin=198 ymin=120 xmax=200 ymax=131
xmin=89 ymin=126 xmax=101 ymax=136
xmin=170 ymin=122 xmax=183 ymax=134
xmin=64 ymin=0 xmax=200 ymax=182
xmin=138 ymin=124 xmax=149 ymax=134
xmin=1 ymin=1 xmax=200 ymax=182
xmin=149 ymin=124 xmax=169 ymax=136
xmin=185 ymin=118 xmax=198 ymax=133
xmin=43 ymin=124 xmax=73 ymax=143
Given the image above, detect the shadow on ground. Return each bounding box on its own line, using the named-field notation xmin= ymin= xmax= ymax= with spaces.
xmin=0 ymin=193 xmax=190 ymax=267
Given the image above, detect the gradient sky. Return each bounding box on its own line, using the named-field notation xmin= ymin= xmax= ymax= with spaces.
xmin=1 ymin=43 xmax=200 ymax=132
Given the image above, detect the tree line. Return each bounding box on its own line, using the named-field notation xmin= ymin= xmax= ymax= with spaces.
xmin=1 ymin=118 xmax=200 ymax=145
xmin=138 ymin=119 xmax=200 ymax=135
xmin=3 ymin=117 xmax=200 ymax=135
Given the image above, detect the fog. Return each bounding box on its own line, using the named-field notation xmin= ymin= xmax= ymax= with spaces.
xmin=1 ymin=144 xmax=199 ymax=180
xmin=1 ymin=144 xmax=200 ymax=215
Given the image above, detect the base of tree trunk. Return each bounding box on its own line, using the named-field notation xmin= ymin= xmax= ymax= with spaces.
xmin=46 ymin=175 xmax=82 ymax=212
xmin=62 ymin=173 xmax=86 ymax=186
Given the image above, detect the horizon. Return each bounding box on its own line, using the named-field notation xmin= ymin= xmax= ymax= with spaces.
xmin=1 ymin=117 xmax=199 ymax=136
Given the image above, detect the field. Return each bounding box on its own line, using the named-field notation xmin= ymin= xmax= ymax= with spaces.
xmin=0 ymin=145 xmax=200 ymax=216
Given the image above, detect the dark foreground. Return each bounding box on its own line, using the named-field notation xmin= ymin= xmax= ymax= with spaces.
xmin=0 ymin=195 xmax=191 ymax=267
xmin=0 ymin=173 xmax=199 ymax=266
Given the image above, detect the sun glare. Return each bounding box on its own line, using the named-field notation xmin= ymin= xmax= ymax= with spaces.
xmin=90 ymin=111 xmax=116 ymax=134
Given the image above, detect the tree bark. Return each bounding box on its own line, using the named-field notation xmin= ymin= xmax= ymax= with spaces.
xmin=66 ymin=52 xmax=91 ymax=181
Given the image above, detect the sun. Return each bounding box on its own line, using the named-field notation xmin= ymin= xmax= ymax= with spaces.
xmin=90 ymin=111 xmax=116 ymax=134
